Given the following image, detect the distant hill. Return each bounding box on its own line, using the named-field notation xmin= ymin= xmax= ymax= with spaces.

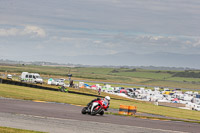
xmin=1 ymin=52 xmax=200 ymax=70
xmin=63 ymin=52 xmax=200 ymax=69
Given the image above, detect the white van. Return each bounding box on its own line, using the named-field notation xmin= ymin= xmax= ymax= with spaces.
xmin=20 ymin=72 xmax=43 ymax=84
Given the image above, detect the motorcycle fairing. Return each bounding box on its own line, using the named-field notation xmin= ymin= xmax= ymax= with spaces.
xmin=91 ymin=102 xmax=99 ymax=112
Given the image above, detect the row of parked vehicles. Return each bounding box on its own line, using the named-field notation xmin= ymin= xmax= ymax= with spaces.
xmin=5 ymin=72 xmax=66 ymax=86
xmin=20 ymin=72 xmax=67 ymax=86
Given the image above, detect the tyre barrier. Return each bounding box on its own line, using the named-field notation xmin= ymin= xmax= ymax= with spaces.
xmin=119 ymin=105 xmax=137 ymax=115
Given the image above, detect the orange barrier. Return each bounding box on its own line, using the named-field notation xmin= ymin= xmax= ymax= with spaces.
xmin=119 ymin=105 xmax=137 ymax=115
xmin=128 ymin=106 xmax=137 ymax=115
xmin=119 ymin=105 xmax=129 ymax=115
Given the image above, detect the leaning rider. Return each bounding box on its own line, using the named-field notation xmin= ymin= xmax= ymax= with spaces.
xmin=87 ymin=96 xmax=110 ymax=111
xmin=58 ymin=85 xmax=68 ymax=92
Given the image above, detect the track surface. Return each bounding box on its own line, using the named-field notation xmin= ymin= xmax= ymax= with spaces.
xmin=0 ymin=98 xmax=199 ymax=133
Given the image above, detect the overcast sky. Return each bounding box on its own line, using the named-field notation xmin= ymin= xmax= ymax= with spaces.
xmin=1 ymin=0 xmax=200 ymax=65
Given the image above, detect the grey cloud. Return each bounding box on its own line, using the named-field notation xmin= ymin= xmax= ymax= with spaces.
xmin=0 ymin=26 xmax=46 ymax=38
xmin=1 ymin=0 xmax=200 ymax=67
xmin=1 ymin=0 xmax=200 ymax=36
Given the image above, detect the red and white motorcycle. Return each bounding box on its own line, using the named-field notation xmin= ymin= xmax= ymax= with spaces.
xmin=81 ymin=98 xmax=109 ymax=116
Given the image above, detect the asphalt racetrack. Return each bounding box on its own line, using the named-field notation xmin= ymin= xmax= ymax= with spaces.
xmin=0 ymin=98 xmax=199 ymax=133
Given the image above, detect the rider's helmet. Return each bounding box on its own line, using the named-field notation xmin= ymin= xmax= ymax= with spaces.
xmin=105 ymin=96 xmax=110 ymax=101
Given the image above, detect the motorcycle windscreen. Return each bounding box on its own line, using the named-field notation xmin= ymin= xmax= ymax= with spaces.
xmin=103 ymin=101 xmax=108 ymax=106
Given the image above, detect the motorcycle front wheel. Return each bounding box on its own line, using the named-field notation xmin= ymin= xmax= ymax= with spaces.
xmin=99 ymin=110 xmax=104 ymax=116
xmin=81 ymin=107 xmax=87 ymax=114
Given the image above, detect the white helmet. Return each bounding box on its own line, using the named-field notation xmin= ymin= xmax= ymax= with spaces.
xmin=105 ymin=96 xmax=110 ymax=101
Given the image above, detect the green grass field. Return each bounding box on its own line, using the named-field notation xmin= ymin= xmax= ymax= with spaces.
xmin=0 ymin=84 xmax=200 ymax=121
xmin=110 ymin=71 xmax=172 ymax=79
xmin=1 ymin=65 xmax=200 ymax=90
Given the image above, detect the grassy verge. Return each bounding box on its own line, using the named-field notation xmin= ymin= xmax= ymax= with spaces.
xmin=0 ymin=84 xmax=200 ymax=121
xmin=0 ymin=126 xmax=45 ymax=133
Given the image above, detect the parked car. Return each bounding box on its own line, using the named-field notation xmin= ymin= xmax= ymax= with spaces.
xmin=51 ymin=78 xmax=66 ymax=86
xmin=7 ymin=74 xmax=12 ymax=79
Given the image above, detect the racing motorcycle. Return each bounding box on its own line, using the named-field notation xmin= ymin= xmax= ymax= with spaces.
xmin=81 ymin=98 xmax=109 ymax=116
